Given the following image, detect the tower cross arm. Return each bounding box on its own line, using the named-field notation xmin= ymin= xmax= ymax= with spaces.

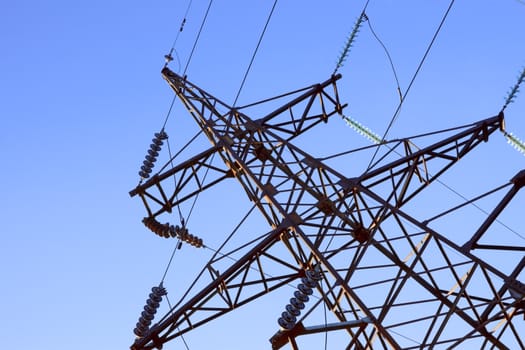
xmin=161 ymin=67 xmax=347 ymax=142
xmin=129 ymin=145 xmax=232 ymax=218
xmin=358 ymin=113 xmax=505 ymax=208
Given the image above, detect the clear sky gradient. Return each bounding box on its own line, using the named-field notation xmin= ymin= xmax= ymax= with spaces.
xmin=1 ymin=1 xmax=524 ymax=349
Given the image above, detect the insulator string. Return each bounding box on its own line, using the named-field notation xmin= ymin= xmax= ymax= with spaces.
xmin=333 ymin=12 xmax=367 ymax=75
xmin=277 ymin=268 xmax=322 ymax=330
xmin=133 ymin=283 xmax=168 ymax=338
xmin=501 ymin=66 xmax=525 ymax=112
xmin=142 ymin=216 xmax=204 ymax=247
xmin=504 ymin=131 xmax=525 ymax=155
xmin=332 ymin=0 xmax=372 ymax=75
xmin=342 ymin=114 xmax=382 ymax=144
xmin=138 ymin=130 xmax=169 ymax=180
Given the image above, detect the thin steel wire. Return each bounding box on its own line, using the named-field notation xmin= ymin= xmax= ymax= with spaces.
xmin=232 ymin=0 xmax=279 ymax=106
xmin=164 ymin=295 xmax=191 ymax=350
xmin=162 ymin=0 xmax=213 ymax=129
xmin=365 ymin=14 xmax=402 ymax=101
xmin=183 ymin=0 xmax=214 ymax=76
xmin=366 ymin=0 xmax=456 ymax=171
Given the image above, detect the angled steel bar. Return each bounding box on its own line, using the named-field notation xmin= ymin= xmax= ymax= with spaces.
xmin=130 ymin=145 xmax=231 ymax=217
xmin=463 ymin=169 xmax=525 ymax=251
xmin=131 ymin=227 xmax=297 ymax=350
xmin=130 ymin=70 xmax=523 ymax=350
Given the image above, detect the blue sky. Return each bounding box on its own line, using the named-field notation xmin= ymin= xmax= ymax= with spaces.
xmin=1 ymin=1 xmax=524 ymax=349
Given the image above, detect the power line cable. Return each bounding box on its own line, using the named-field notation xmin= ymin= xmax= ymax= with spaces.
xmin=162 ymin=0 xmax=214 ymax=130
xmin=158 ymin=1 xmax=218 ymax=250
xmin=161 ymin=97 xmax=177 ymax=131
xmin=434 ymin=179 xmax=525 ymax=241
xmin=163 ymin=0 xmax=193 ymax=69
xmin=184 ymin=153 xmax=215 ymax=227
xmin=366 ymin=0 xmax=456 ymax=171
xmin=156 ymin=130 xmax=203 ymax=175
xmin=158 ymin=138 xmax=194 ymax=285
xmin=157 ymin=139 xmax=188 ymax=284
xmin=183 ymin=0 xmax=214 ymax=76
xmin=161 ymin=238 xmax=182 ymax=283
xmin=364 ymin=13 xmax=402 ymax=101
xmin=232 ymin=0 xmax=279 ymax=106
xmin=160 ymin=0 xmax=194 ymax=130
xmin=163 ymin=295 xmax=191 ymax=350
xmin=157 ymin=0 xmax=278 ymax=291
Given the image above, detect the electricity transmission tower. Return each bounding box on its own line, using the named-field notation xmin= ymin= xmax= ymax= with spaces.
xmin=129 ymin=67 xmax=525 ymax=349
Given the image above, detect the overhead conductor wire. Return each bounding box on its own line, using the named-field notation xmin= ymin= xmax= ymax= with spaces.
xmin=366 ymin=0 xmax=456 ymax=171
xmin=233 ymin=0 xmax=279 ymax=106
xmin=337 ymin=3 xmax=523 ymax=240
xmin=159 ymin=3 xmax=287 ymax=342
xmin=166 ymin=0 xmax=276 ymax=236
xmin=163 ymin=0 xmax=279 ymax=278
xmin=326 ymin=1 xmax=374 ymax=347
xmin=157 ymin=0 xmax=215 ymax=278
xmin=161 ymin=0 xmax=216 ymax=250
xmin=192 ymin=0 xmax=280 ymax=259
xmin=153 ymin=3 xmax=215 ymax=349
xmin=178 ymin=0 xmax=282 ymax=278
xmin=163 ymin=0 xmax=193 ymax=71
xmin=160 ymin=0 xmax=281 ymax=308
xmin=365 ymin=13 xmax=402 ymax=101
xmin=162 ymin=0 xmax=214 ymax=130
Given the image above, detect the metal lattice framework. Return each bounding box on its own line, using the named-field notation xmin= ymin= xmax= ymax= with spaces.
xmin=129 ymin=67 xmax=525 ymax=349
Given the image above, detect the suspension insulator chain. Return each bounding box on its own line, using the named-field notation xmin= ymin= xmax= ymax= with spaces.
xmin=142 ymin=217 xmax=171 ymax=238
xmin=142 ymin=216 xmax=204 ymax=248
xmin=139 ymin=130 xmax=169 ymax=179
xmin=174 ymin=225 xmax=204 ymax=248
xmin=278 ymin=268 xmax=323 ymax=330
xmin=133 ymin=283 xmax=168 ymax=338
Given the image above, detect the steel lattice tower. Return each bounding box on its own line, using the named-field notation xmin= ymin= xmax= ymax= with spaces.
xmin=129 ymin=67 xmax=525 ymax=349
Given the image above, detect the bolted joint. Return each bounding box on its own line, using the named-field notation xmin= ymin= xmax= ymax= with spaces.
xmin=253 ymin=143 xmax=271 ymax=162
xmin=352 ymin=223 xmax=370 ymax=243
xmin=316 ymin=198 xmax=335 ymax=215
xmin=511 ymin=170 xmax=525 ymax=189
